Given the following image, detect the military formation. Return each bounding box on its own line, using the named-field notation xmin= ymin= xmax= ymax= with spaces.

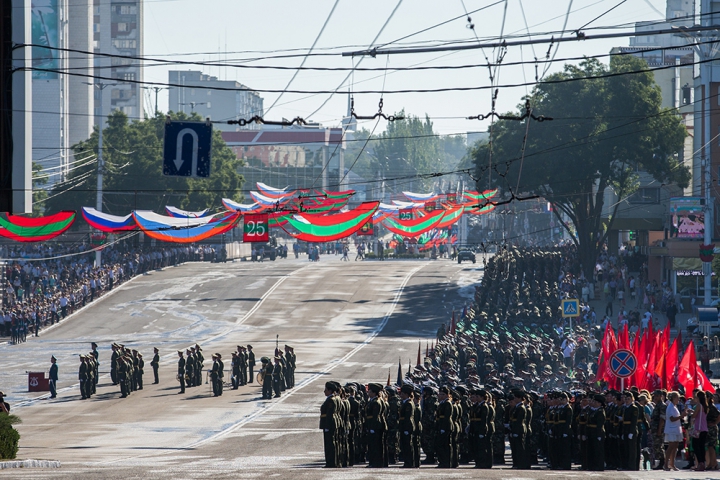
xmin=259 ymin=345 xmax=297 ymax=399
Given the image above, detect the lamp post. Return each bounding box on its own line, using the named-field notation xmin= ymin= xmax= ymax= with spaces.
xmin=180 ymin=102 xmax=207 ymax=113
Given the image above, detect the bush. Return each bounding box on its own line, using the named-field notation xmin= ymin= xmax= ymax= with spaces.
xmin=365 ymin=253 xmax=377 ymax=259
xmin=0 ymin=414 xmax=21 ymax=460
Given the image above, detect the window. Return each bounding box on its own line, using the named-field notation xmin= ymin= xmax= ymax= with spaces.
xmin=628 ymin=188 xmax=660 ymax=204
xmin=206 ymin=102 xmax=211 ymax=108
xmin=112 ymin=39 xmax=136 ymax=49
xmin=123 ymin=72 xmax=135 ymax=81
xmin=117 ymin=23 xmax=128 ymax=32
xmin=116 ymin=5 xmax=137 ymax=14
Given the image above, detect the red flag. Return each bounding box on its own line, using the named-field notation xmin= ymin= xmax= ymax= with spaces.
xmin=645 ymin=330 xmax=662 ymax=390
xmin=665 ymin=334 xmax=681 ymax=390
xmin=619 ymin=323 xmax=629 ymax=350
xmin=677 ymin=340 xmax=697 ymax=396
xmin=662 ymin=322 xmax=671 ymax=351
xmin=632 ymin=328 xmax=645 ymax=389
xmin=600 ymin=323 xmax=617 ymax=383
xmin=697 ymin=367 xmax=716 ymax=393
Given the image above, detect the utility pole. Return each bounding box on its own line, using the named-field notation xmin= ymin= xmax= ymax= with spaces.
xmin=85 ymin=81 xmax=114 ymax=267
xmin=143 ymin=86 xmax=167 ymax=115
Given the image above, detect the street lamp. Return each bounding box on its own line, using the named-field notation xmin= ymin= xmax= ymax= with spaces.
xmin=180 ymin=102 xmax=207 ymax=113
xmin=142 ymin=86 xmax=168 ymax=115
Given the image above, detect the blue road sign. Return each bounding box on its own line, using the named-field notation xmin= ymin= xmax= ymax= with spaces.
xmin=561 ymin=298 xmax=579 ymax=317
xmin=609 ymin=349 xmax=637 ymax=378
xmin=163 ymin=121 xmax=212 ymax=178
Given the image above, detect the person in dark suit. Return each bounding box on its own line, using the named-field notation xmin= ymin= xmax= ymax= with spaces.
xmin=78 ymin=355 xmax=89 ymax=400
xmin=272 ymin=356 xmax=283 ymax=398
xmin=150 ymin=347 xmax=160 ymax=384
xmin=320 ymin=381 xmax=339 ymax=468
xmin=177 ymin=350 xmax=185 ymax=394
xmin=435 ymin=386 xmax=453 ymax=468
xmin=49 ymin=355 xmax=58 ymax=399
xmin=247 ymin=345 xmax=255 ymax=383
xmin=210 ymin=354 xmax=220 ymax=396
xmin=261 ymin=357 xmax=273 ymax=399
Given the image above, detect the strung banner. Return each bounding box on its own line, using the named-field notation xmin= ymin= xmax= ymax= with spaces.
xmin=399 ymin=209 xmax=414 ymax=221
xmin=165 ymin=206 xmax=210 ymax=218
xmin=222 ymin=198 xmax=263 ymax=213
xmin=133 ymin=211 xmax=240 ymax=243
xmin=424 ymin=202 xmax=436 ymax=212
xmin=82 ymin=207 xmax=136 ymax=233
xmin=382 ymin=209 xmax=445 ymax=237
xmin=281 ymin=201 xmax=379 ymax=243
xmin=434 ymin=206 xmax=464 ymax=229
xmin=0 ymin=211 xmax=76 ymax=242
xmin=445 ymin=193 xmax=457 ymax=204
xmin=243 ymin=213 xmax=270 ymax=242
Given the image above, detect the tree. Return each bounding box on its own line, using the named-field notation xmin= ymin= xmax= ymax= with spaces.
xmin=471 ymin=56 xmax=689 ymax=278
xmin=31 ymin=162 xmax=48 ymax=216
xmin=45 ymin=111 xmax=244 ymax=215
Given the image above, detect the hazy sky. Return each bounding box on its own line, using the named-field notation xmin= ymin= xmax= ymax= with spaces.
xmin=143 ymin=0 xmax=670 ymax=135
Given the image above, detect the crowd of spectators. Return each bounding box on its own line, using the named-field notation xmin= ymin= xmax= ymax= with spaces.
xmin=0 ymin=243 xmax=213 ymax=343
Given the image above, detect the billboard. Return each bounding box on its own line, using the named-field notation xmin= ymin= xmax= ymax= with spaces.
xmin=31 ymin=0 xmax=59 ymax=79
xmin=670 ymin=197 xmax=704 ymax=239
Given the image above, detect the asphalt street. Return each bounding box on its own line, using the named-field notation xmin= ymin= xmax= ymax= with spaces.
xmin=0 ymin=256 xmax=702 ymax=479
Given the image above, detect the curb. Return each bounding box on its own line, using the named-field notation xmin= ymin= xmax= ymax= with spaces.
xmin=0 ymin=459 xmax=61 ymax=469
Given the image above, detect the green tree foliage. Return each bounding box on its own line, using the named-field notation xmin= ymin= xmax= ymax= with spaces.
xmin=0 ymin=414 xmax=21 ymax=460
xmin=44 ymin=111 xmax=244 ymax=215
xmin=471 ymin=56 xmax=689 ymax=277
xmin=345 ymin=115 xmax=470 ymax=196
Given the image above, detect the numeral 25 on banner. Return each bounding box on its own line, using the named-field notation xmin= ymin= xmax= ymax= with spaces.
xmin=243 ymin=213 xmax=269 ymax=242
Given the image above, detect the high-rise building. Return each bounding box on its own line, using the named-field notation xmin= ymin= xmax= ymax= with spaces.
xmin=168 ymin=71 xmax=263 ymax=131
xmin=31 ymin=0 xmax=94 ymax=184
xmin=93 ymin=0 xmax=144 ymax=126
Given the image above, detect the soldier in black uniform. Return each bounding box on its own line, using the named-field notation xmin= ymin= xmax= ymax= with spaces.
xmin=345 ymin=384 xmax=360 ymax=466
xmin=508 ymin=391 xmax=528 ymax=469
xmin=384 ymin=386 xmax=400 ymax=464
xmin=237 ymin=346 xmax=247 ymax=386
xmin=261 ymin=357 xmax=273 ymax=399
xmin=435 ymin=386 xmax=453 ymax=468
xmin=555 ymin=392 xmax=573 ymax=470
xmin=211 ymin=354 xmax=220 ymax=396
xmin=151 ymin=347 xmax=160 ymax=384
xmin=90 ymin=342 xmax=99 ymax=391
xmin=588 ymin=394 xmax=606 ymax=471
xmin=185 ymin=348 xmax=195 ymax=387
xmin=620 ymin=390 xmax=640 ymax=470
xmin=320 ymin=381 xmax=339 ymax=468
xmin=78 ymin=355 xmax=89 ymax=400
xmin=272 ymin=356 xmax=283 ymax=398
xmin=470 ymin=389 xmax=492 ymax=468
xmin=398 ymin=384 xmax=416 ymax=468
xmin=177 ymin=350 xmax=186 ymax=394
xmin=49 ymin=355 xmax=58 ymax=399
xmin=231 ymin=352 xmax=240 ymax=389
xmin=85 ymin=354 xmax=96 ymax=397
xmin=247 ymin=345 xmax=255 ymax=383
xmin=217 ymin=353 xmax=224 ymax=396
xmin=285 ymin=345 xmax=296 ymax=388
xmin=110 ymin=343 xmax=119 ymax=385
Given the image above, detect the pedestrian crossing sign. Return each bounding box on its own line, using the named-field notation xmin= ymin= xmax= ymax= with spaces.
xmin=561 ymin=299 xmax=580 ymax=317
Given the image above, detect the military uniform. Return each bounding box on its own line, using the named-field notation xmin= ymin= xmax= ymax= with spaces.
xmin=194 ymin=345 xmax=204 ymax=387
xmin=151 ymin=349 xmax=160 ymax=384
xmin=177 ymin=351 xmax=186 ymax=394
xmin=412 ymin=394 xmax=423 ymax=467
xmin=321 ymin=382 xmax=340 ymax=468
xmin=398 ymin=386 xmax=416 ymax=468
xmin=620 ymin=396 xmax=640 ymax=470
xmin=588 ymin=396 xmax=606 ymax=471
xmin=554 ymin=398 xmax=573 ymax=470
xmin=78 ymin=356 xmax=89 ymax=399
xmin=469 ymin=393 xmax=492 ymax=468
xmin=49 ymin=357 xmax=58 ymax=399
xmin=365 ymin=383 xmax=386 ymax=468
xmin=272 ymin=358 xmax=283 ymax=398
xmin=509 ymin=399 xmax=527 ymax=469
xmin=261 ymin=359 xmax=273 ymax=399
xmin=420 ymin=389 xmax=438 ymax=464
xmin=385 ymin=388 xmax=400 ymax=464
xmin=247 ymin=346 xmax=255 ymax=383
xmin=649 ymin=396 xmax=666 ymax=468
xmin=435 ymin=392 xmax=453 ymax=468
xmin=211 ymin=355 xmax=221 ymax=396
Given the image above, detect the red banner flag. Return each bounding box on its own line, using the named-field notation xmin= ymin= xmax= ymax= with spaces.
xmin=677 ymin=340 xmax=697 ymax=396
xmin=665 ymin=333 xmax=681 ymax=390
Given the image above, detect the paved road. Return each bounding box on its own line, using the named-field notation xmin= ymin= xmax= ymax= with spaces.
xmin=0 ymin=257 xmax=685 ymax=478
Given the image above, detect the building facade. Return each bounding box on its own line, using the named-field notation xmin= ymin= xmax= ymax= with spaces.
xmin=93 ymin=0 xmax=144 ymax=125
xmin=168 ymin=70 xmax=264 ymax=132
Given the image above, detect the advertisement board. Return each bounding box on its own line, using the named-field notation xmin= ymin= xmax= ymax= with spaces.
xmin=670 ymin=197 xmax=704 ymax=239
xmin=31 ymin=0 xmax=59 ymax=79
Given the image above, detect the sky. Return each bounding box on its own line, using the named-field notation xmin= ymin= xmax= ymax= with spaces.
xmin=143 ymin=0 xmax=671 ymax=136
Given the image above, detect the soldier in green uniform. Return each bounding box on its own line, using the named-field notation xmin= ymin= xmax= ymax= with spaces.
xmin=398 ymin=384 xmax=416 ymax=468
xmin=469 ymin=389 xmax=492 ymax=468
xmin=85 ymin=354 xmax=95 ymax=398
xmin=117 ymin=353 xmax=129 ymax=397
xmin=177 ymin=350 xmax=186 ymax=394
xmin=384 ymin=386 xmax=400 ymax=464
xmin=217 ymin=353 xmax=224 ymax=395
xmin=338 ymin=385 xmax=350 ymax=467
xmin=151 ymin=347 xmax=160 ymax=384
xmin=620 ymin=390 xmax=640 ymax=470
xmin=545 ymin=394 xmax=557 ymax=468
xmin=487 ymin=391 xmax=496 ymax=465
xmin=420 ymin=386 xmax=437 ymax=464
xmin=412 ymin=386 xmax=422 ymax=468
xmin=450 ymin=390 xmax=461 ymax=468
xmin=49 ymin=355 xmax=58 ymax=399
xmin=237 ymin=346 xmax=247 ymax=386
xmin=649 ymin=389 xmax=666 ymax=469
xmin=588 ymin=394 xmax=606 ymax=471
xmin=90 ymin=342 xmax=99 ymax=392
xmin=194 ymin=344 xmax=204 ymax=387
xmin=185 ymin=349 xmax=195 ymax=388
xmin=435 ymin=386 xmax=453 ymax=468
xmin=555 ymin=392 xmax=573 ymax=470
xmin=285 ymin=345 xmax=296 ymax=388
xmin=523 ymin=393 xmax=534 ymax=467
xmin=320 ymin=381 xmax=339 ymax=468
xmin=365 ymin=383 xmax=386 ymax=468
